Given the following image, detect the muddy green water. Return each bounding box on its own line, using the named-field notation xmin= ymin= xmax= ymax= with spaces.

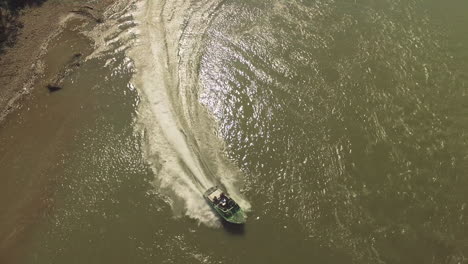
xmin=1 ymin=0 xmax=468 ymax=263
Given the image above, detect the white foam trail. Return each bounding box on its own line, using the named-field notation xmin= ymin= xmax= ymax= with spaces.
xmin=69 ymin=0 xmax=246 ymax=226
xmin=128 ymin=0 xmax=219 ymax=225
xmin=133 ymin=1 xmax=211 ymax=187
xmin=127 ymin=0 xmax=251 ymax=226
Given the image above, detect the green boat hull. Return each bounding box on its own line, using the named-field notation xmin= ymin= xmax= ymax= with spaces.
xmin=203 ymin=186 xmax=246 ymax=224
xmin=211 ymin=203 xmax=246 ymax=224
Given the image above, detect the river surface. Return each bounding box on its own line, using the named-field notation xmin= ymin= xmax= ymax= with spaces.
xmin=1 ymin=0 xmax=468 ymax=263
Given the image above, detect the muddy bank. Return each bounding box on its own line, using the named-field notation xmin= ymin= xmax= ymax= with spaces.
xmin=0 ymin=0 xmax=114 ymax=125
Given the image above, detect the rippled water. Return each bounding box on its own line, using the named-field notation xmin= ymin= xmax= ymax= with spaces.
xmin=2 ymin=0 xmax=468 ymax=263
xmin=200 ymin=0 xmax=468 ymax=262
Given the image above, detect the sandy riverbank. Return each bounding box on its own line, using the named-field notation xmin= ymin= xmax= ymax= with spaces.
xmin=0 ymin=0 xmax=115 ymax=124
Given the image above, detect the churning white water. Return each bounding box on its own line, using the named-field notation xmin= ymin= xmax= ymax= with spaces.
xmin=127 ymin=0 xmax=250 ymax=226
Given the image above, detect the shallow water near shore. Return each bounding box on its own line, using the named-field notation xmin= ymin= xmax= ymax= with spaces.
xmin=1 ymin=0 xmax=468 ymax=263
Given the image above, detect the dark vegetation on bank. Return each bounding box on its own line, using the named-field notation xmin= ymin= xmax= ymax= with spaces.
xmin=0 ymin=0 xmax=47 ymax=54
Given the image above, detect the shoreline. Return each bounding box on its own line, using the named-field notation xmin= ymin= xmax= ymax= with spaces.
xmin=0 ymin=1 xmax=68 ymax=125
xmin=0 ymin=0 xmax=115 ymax=126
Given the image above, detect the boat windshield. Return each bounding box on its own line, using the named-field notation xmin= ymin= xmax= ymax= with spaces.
xmin=217 ymin=199 xmax=239 ymax=213
xmin=208 ymin=189 xmax=241 ymax=214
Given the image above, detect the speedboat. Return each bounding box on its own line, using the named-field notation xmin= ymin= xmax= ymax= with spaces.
xmin=203 ymin=186 xmax=246 ymax=224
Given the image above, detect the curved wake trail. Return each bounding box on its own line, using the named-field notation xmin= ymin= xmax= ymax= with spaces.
xmin=129 ymin=0 xmax=214 ymax=223
xmin=128 ymin=0 xmax=250 ymax=226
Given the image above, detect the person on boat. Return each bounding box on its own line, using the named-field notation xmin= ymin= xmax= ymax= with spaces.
xmin=213 ymin=196 xmax=219 ymax=204
xmin=219 ymin=194 xmax=228 ymax=207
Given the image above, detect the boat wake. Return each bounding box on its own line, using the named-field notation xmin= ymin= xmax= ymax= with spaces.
xmin=126 ymin=0 xmax=250 ymax=226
